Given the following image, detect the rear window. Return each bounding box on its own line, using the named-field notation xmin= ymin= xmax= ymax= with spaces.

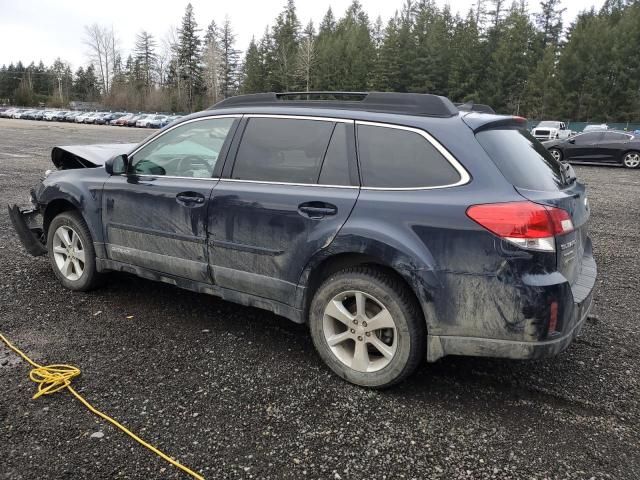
xmin=476 ymin=128 xmax=567 ymax=191
xmin=357 ymin=124 xmax=461 ymax=188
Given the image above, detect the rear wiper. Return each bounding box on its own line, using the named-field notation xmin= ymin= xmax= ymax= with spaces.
xmin=561 ymin=161 xmax=577 ymax=184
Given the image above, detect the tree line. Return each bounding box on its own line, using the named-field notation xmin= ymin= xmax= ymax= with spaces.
xmin=0 ymin=0 xmax=638 ymax=121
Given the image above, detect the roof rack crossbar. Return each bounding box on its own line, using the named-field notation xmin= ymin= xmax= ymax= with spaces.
xmin=210 ymin=91 xmax=460 ymax=118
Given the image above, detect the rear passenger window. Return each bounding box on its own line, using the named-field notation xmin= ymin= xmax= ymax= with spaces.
xmin=233 ymin=118 xmax=334 ymax=184
xmin=357 ymin=124 xmax=461 ymax=188
xmin=318 ymin=123 xmax=352 ymax=186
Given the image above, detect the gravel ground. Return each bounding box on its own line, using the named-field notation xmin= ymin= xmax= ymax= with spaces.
xmin=0 ymin=118 xmax=639 ymax=480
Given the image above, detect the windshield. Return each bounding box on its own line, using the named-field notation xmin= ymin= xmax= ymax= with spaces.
xmin=536 ymin=121 xmax=559 ymax=128
xmin=476 ymin=128 xmax=569 ymax=191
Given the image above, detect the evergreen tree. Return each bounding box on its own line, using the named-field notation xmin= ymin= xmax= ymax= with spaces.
xmin=313 ymin=7 xmax=338 ymax=89
xmin=535 ymin=0 xmax=566 ymax=49
xmin=219 ymin=17 xmax=241 ymax=97
xmin=177 ymin=3 xmax=204 ymax=111
xmin=134 ymin=30 xmax=157 ymax=92
xmin=332 ymin=0 xmax=374 ymax=91
xmin=242 ymin=37 xmax=266 ymax=93
xmin=448 ymin=10 xmax=483 ymax=102
xmin=270 ymin=0 xmax=300 ymax=91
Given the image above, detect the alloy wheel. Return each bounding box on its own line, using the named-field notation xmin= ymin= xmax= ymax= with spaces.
xmin=322 ymin=290 xmax=398 ymax=373
xmin=623 ymin=152 xmax=639 ymax=168
xmin=52 ymin=226 xmax=86 ymax=281
xmin=550 ymin=149 xmax=562 ymax=161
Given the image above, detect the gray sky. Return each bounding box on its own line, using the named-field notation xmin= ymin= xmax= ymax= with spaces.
xmin=1 ymin=0 xmax=603 ymax=70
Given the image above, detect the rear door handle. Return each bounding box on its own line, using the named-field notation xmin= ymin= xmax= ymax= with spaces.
xmin=298 ymin=202 xmax=337 ymax=219
xmin=176 ymin=191 xmax=205 ymax=207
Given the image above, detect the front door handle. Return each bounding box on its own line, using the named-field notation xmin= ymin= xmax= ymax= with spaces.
xmin=298 ymin=202 xmax=337 ymax=219
xmin=176 ymin=191 xmax=205 ymax=207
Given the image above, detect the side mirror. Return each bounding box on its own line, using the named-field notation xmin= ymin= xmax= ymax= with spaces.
xmin=105 ymin=154 xmax=128 ymax=175
xmin=568 ymin=138 xmax=575 ymax=144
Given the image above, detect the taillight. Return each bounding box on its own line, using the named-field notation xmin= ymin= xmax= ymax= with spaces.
xmin=466 ymin=201 xmax=574 ymax=252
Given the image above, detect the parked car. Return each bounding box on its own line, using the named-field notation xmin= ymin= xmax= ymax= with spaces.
xmin=21 ymin=109 xmax=40 ymax=120
xmin=53 ymin=111 xmax=69 ymax=121
xmin=126 ymin=114 xmax=143 ymax=127
xmin=531 ymin=121 xmax=573 ymax=141
xmin=583 ymin=124 xmax=608 ymax=132
xmin=147 ymin=115 xmax=169 ymax=128
xmin=32 ymin=110 xmax=45 ymax=121
xmin=43 ymin=111 xmax=58 ymax=121
xmin=8 ymin=91 xmax=597 ymax=388
xmin=74 ymin=112 xmax=90 ymax=123
xmin=11 ymin=109 xmax=26 ymax=119
xmin=83 ymin=112 xmax=101 ymax=124
xmin=64 ymin=111 xmax=80 ymax=122
xmin=96 ymin=112 xmax=125 ymax=125
xmin=111 ymin=113 xmax=134 ymax=126
xmin=543 ymin=130 xmax=640 ymax=168
xmin=1 ymin=107 xmax=18 ymax=118
xmin=135 ymin=114 xmax=157 ymax=128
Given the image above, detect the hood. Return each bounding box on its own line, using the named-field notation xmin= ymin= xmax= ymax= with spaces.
xmin=51 ymin=143 xmax=137 ymax=169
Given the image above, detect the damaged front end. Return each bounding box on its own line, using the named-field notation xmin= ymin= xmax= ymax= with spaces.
xmin=8 ymin=188 xmax=46 ymax=256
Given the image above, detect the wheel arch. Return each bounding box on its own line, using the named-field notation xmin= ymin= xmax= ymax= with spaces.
xmin=43 ymin=198 xmax=81 ymax=236
xmin=298 ymin=242 xmax=440 ymax=331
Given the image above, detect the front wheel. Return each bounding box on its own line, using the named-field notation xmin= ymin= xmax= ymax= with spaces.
xmin=549 ymin=148 xmax=563 ymax=162
xmin=623 ymin=151 xmax=640 ymax=169
xmin=309 ymin=267 xmax=426 ymax=388
xmin=47 ymin=211 xmax=103 ymax=291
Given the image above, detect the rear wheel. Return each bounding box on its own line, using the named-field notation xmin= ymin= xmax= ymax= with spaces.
xmin=623 ymin=151 xmax=639 ymax=169
xmin=47 ymin=211 xmax=102 ymax=291
xmin=309 ymin=267 xmax=426 ymax=388
xmin=549 ymin=148 xmax=563 ymax=162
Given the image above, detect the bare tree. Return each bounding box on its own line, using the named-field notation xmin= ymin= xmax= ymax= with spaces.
xmin=203 ymin=38 xmax=222 ymax=104
xmin=83 ymin=24 xmax=119 ymax=95
xmin=296 ymin=21 xmax=316 ymax=92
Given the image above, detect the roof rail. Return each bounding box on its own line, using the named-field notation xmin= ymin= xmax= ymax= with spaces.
xmin=210 ymin=91 xmax=460 ymax=118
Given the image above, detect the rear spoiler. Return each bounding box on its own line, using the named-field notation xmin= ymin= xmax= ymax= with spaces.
xmin=455 ymin=102 xmax=496 ymax=114
xmin=461 ymin=113 xmax=528 ymax=133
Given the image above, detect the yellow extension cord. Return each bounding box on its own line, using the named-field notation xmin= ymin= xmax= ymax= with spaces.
xmin=0 ymin=332 xmax=204 ymax=480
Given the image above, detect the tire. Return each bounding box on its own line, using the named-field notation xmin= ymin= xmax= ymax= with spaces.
xmin=622 ymin=151 xmax=640 ymax=169
xmin=47 ymin=211 xmax=103 ymax=291
xmin=309 ymin=267 xmax=426 ymax=388
xmin=549 ymin=148 xmax=563 ymax=162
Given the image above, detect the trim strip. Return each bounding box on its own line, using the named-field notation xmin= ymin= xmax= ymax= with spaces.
xmin=355 ymin=120 xmax=471 ymax=191
xmin=219 ymin=178 xmax=358 ymax=189
xmin=130 ymin=174 xmax=219 ymax=181
xmin=107 ymin=222 xmax=205 ymax=244
xmin=245 ymin=113 xmax=353 ymax=123
xmin=209 ymin=239 xmax=284 ymax=256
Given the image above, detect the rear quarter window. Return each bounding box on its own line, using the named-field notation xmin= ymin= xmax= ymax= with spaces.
xmin=476 ymin=128 xmax=567 ymax=191
xmin=357 ymin=124 xmax=461 ymax=188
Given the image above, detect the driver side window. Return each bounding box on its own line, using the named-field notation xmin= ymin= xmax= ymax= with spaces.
xmin=130 ymin=117 xmax=236 ymax=178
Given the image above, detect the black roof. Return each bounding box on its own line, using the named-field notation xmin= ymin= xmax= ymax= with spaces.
xmin=210 ymin=92 xmax=460 ymax=118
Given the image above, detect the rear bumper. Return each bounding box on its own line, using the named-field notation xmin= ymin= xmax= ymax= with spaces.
xmin=427 ymin=290 xmax=593 ymax=361
xmin=7 ymin=204 xmax=47 ymax=256
xmin=427 ymin=253 xmax=597 ymax=362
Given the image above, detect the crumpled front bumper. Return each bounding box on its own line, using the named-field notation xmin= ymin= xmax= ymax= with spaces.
xmin=7 ymin=204 xmax=47 ymax=256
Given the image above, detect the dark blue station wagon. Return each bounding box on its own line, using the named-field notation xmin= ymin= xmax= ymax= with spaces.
xmin=9 ymin=92 xmax=597 ymax=387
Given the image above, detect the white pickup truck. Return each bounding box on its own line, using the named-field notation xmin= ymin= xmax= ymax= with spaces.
xmin=531 ymin=121 xmax=573 ymax=141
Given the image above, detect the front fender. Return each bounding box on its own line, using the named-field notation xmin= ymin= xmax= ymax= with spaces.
xmin=37 ymin=169 xmax=108 ymax=251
